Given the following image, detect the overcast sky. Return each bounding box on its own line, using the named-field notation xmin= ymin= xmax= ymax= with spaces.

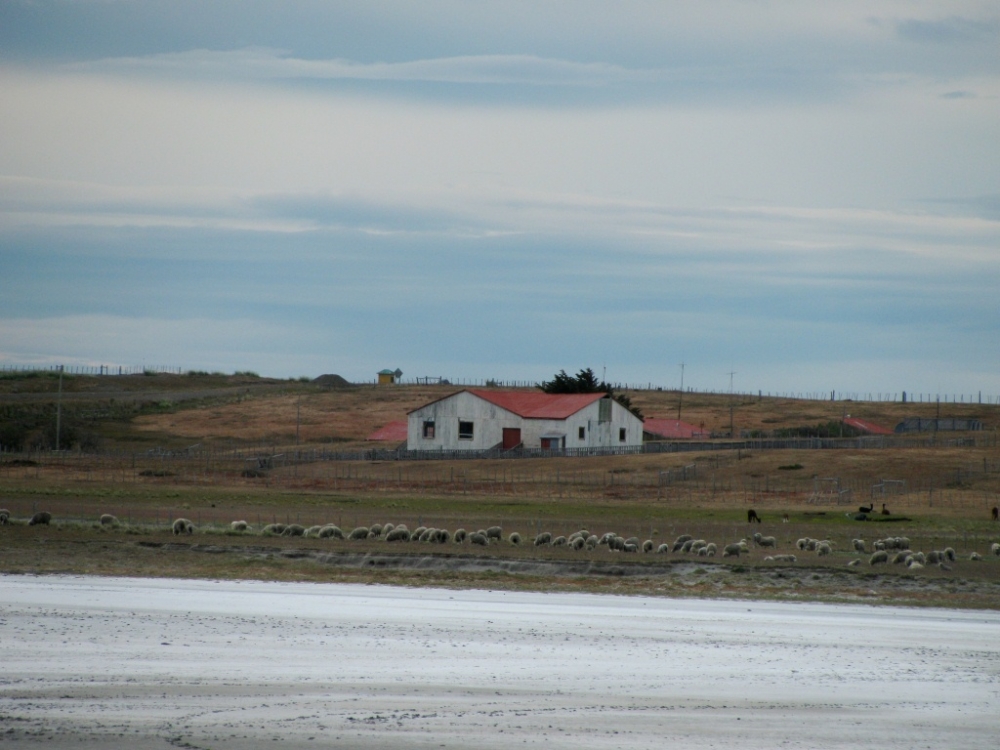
xmin=1 ymin=1 xmax=998 ymax=396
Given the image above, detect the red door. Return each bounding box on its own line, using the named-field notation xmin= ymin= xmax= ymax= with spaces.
xmin=502 ymin=428 xmax=521 ymax=450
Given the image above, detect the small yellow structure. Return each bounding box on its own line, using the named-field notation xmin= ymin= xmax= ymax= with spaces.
xmin=377 ymin=368 xmax=402 ymax=385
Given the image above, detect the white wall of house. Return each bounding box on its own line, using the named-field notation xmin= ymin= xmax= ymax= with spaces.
xmin=407 ymin=392 xmax=643 ymax=451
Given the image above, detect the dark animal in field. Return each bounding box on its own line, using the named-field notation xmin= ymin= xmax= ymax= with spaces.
xmin=881 ymin=504 xmax=890 ymax=515
xmin=858 ymin=503 xmax=874 ymax=514
xmin=29 ymin=511 xmax=52 ymax=526
xmin=747 ymin=509 xmax=761 ymax=523
xmin=992 ymin=506 xmax=999 ymax=521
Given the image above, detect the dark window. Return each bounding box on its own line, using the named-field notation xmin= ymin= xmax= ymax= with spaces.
xmin=619 ymin=427 xmax=627 ymax=442
xmin=458 ymin=420 xmax=474 ymax=439
xmin=599 ymin=398 xmax=611 ymax=422
xmin=578 ymin=426 xmax=585 ymax=440
xmin=422 ymin=421 xmax=435 ymax=439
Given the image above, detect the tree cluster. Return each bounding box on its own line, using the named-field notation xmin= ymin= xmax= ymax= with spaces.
xmin=538 ymin=368 xmax=643 ymax=419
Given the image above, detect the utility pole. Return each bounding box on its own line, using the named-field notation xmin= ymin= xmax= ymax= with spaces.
xmin=295 ymin=396 xmax=301 ymax=447
xmin=728 ymin=370 xmax=736 ymax=438
xmin=55 ymin=365 xmax=63 ymax=451
xmin=677 ymin=362 xmax=685 ymax=420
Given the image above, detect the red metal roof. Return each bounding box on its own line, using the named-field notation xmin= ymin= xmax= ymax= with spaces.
xmin=467 ymin=390 xmax=607 ymax=419
xmin=843 ymin=417 xmax=893 ymax=435
xmin=642 ymin=418 xmax=707 ymax=439
xmin=366 ymin=420 xmax=409 ymax=442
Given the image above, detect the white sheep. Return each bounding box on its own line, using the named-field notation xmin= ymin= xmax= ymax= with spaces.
xmin=318 ymin=524 xmax=344 ymax=539
xmin=534 ymin=532 xmax=552 ymax=546
xmin=230 ymin=520 xmax=249 ymax=532
xmin=261 ymin=523 xmax=285 ymax=535
xmin=705 ymin=542 xmax=717 ymax=557
xmin=852 ymin=539 xmax=866 ymax=553
xmin=552 ymin=535 xmax=568 ymax=547
xmin=623 ymin=542 xmax=638 ymax=553
xmin=385 ymin=527 xmax=410 ymax=542
xmin=508 ymin=532 xmax=522 ymax=545
xmin=642 ymin=539 xmax=654 ymax=553
xmin=304 ymin=525 xmax=323 ymax=537
xmin=816 ymin=542 xmax=832 ymax=556
xmin=470 ymin=532 xmax=488 ymax=546
xmin=282 ymin=524 xmax=305 ymax=537
xmin=753 ymin=533 xmax=777 ymax=548
xmin=656 ymin=543 xmax=670 ymax=554
xmin=349 ymin=526 xmax=370 ymax=540
xmin=847 ymin=559 xmax=861 ymax=567
xmin=100 ymin=514 xmax=119 ymax=527
xmin=453 ymin=528 xmax=468 ymax=543
xmin=723 ymin=543 xmax=742 ymax=557
xmin=969 ymin=552 xmax=982 ymax=561
xmin=991 ymin=542 xmax=1000 ymax=556
xmin=869 ymin=550 xmax=889 ymax=565
xmin=172 ymin=518 xmax=194 ymax=535
xmin=572 ymin=536 xmax=586 ymax=550
xmin=368 ymin=523 xmax=383 ymax=538
xmin=486 ymin=526 xmax=503 ymax=542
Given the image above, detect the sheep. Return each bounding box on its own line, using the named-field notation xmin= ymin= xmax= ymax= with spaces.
xmin=385 ymin=527 xmax=411 ymax=542
xmin=0 ymin=509 xmax=9 ymax=525
xmin=624 ymin=536 xmax=639 ymax=547
xmin=910 ymin=551 xmax=926 ymax=565
xmin=318 ymin=524 xmax=344 ymax=539
xmin=926 ymin=550 xmax=941 ymax=564
xmin=470 ymin=532 xmax=488 ymax=546
xmin=486 ymin=526 xmax=503 ymax=542
xmin=852 ymin=539 xmax=866 ymax=553
xmin=656 ymin=543 xmax=670 ymax=554
xmin=991 ymin=542 xmax=1000 ymax=556
xmin=969 ymin=552 xmax=983 ymax=561
xmin=349 ymin=526 xmax=370 ymax=540
xmin=723 ymin=543 xmax=742 ymax=558
xmin=230 ymin=520 xmax=249 ymax=532
xmin=572 ymin=536 xmax=586 ymax=551
xmin=847 ymin=559 xmax=861 ymax=567
xmin=599 ymin=532 xmax=618 ymax=546
xmin=690 ymin=539 xmax=707 ymax=552
xmin=552 ymin=535 xmax=568 ymax=547
xmin=642 ymin=540 xmax=654 ymax=553
xmin=680 ymin=539 xmax=696 ymax=554
xmin=623 ymin=542 xmax=638 ymax=553
xmin=767 ymin=554 xmax=797 ymax=563
xmin=907 ymin=560 xmax=925 ymax=570
xmin=282 ymin=524 xmax=305 ymax=537
xmin=738 ymin=539 xmax=750 ymax=553
xmin=585 ymin=535 xmax=599 ymax=549
xmin=816 ymin=542 xmax=832 ymax=556
xmin=453 ymin=528 xmax=467 ymax=543
xmin=705 ymin=542 xmax=717 ymax=557
xmin=368 ymin=523 xmax=383 ymax=538
xmin=671 ymin=534 xmax=693 ymax=552
xmin=611 ymin=536 xmax=626 ymax=552
xmin=891 ymin=551 xmax=909 ymax=565
xmin=171 ymin=518 xmax=193 ymax=535
xmin=796 ymin=538 xmax=809 ymax=551
xmin=435 ymin=529 xmax=452 ymax=544
xmin=100 ymin=514 xmax=119 ymax=527
xmin=382 ymin=523 xmax=394 ymax=535
xmin=261 ymin=523 xmax=285 ymax=535
xmin=697 ymin=545 xmax=709 ymax=557
xmin=753 ymin=533 xmax=777 ymax=548
xmin=944 ymin=547 xmax=956 ymax=562
xmin=418 ymin=528 xmax=435 ymax=542
xmin=534 ymin=532 xmax=552 ymax=546
xmin=411 ymin=526 xmax=427 ymax=540
xmin=304 ymin=525 xmax=323 ymax=537
xmin=869 ymin=550 xmax=889 ymax=566
xmin=508 ymin=532 xmax=522 ymax=545
xmin=29 ymin=511 xmax=52 ymax=526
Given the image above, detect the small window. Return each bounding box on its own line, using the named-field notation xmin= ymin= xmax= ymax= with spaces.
xmin=422 ymin=420 xmax=435 ymax=439
xmin=578 ymin=426 xmax=585 ymax=440
xmin=458 ymin=420 xmax=474 ymax=439
xmin=619 ymin=427 xmax=627 ymax=442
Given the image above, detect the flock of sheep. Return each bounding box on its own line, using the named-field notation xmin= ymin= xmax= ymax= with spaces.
xmin=4 ymin=510 xmax=999 ymax=570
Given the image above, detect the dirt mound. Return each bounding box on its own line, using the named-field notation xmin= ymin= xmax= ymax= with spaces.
xmin=312 ymin=374 xmax=353 ymax=388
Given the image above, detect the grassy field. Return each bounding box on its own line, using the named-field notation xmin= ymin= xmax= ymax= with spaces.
xmin=2 ymin=373 xmax=1000 ymax=608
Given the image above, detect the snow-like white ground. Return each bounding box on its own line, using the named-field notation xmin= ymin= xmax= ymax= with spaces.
xmin=1 ymin=575 xmax=998 ymax=749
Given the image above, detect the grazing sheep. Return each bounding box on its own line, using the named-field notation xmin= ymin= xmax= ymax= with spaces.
xmin=382 ymin=523 xmax=394 ymax=535
xmin=470 ymin=532 xmax=488 ymax=546
xmin=852 ymin=539 xmax=866 ymax=553
xmin=869 ymin=550 xmax=889 ymax=566
xmin=816 ymin=542 xmax=832 ymax=556
xmin=304 ymin=525 xmax=323 ymax=537
xmin=623 ymin=542 xmax=638 ymax=553
xmin=368 ymin=523 xmax=383 ymax=538
xmin=944 ymin=547 xmax=956 ymax=562
xmin=385 ymin=527 xmax=411 ymax=542
xmin=847 ymin=559 xmax=861 ymax=567
xmin=705 ymin=543 xmax=717 ymax=557
xmin=891 ymin=551 xmax=909 ymax=564
xmin=453 ymin=528 xmax=467 ymax=543
xmin=29 ymin=511 xmax=52 ymax=526
xmin=418 ymin=528 xmax=435 ymax=542
xmin=723 ymin=543 xmax=742 ymax=558
xmin=486 ymin=526 xmax=503 ymax=542
xmin=969 ymin=552 xmax=982 ymax=561
xmin=671 ymin=534 xmax=693 ymax=552
xmin=349 ymin=526 xmax=370 ymax=540
xmin=768 ymin=554 xmax=797 ymax=563
xmin=680 ymin=539 xmax=695 ymax=553
xmin=697 ymin=546 xmax=709 ymax=557
xmin=572 ymin=536 xmax=586 ymax=550
xmin=624 ymin=536 xmax=639 ymax=547
xmin=436 ymin=529 xmax=452 ymax=544
xmin=261 ymin=523 xmax=285 ymax=535
xmin=599 ymin=532 xmax=617 ymax=546
xmin=508 ymin=532 xmax=522 ymax=545
xmin=585 ymin=535 xmax=599 ymax=549
xmin=753 ymin=533 xmax=777 ymax=548
xmin=747 ymin=509 xmax=761 ymax=523
xmin=738 ymin=540 xmax=750 ymax=553
xmin=411 ymin=526 xmax=427 ymax=540
xmin=657 ymin=543 xmax=670 ymax=554
xmin=0 ymin=509 xmax=9 ymax=525
xmin=926 ymin=550 xmax=941 ymax=564
xmin=873 ymin=539 xmax=886 ymax=551
xmin=991 ymin=542 xmax=1000 ymax=556
xmin=282 ymin=524 xmax=305 ymax=537
xmin=611 ymin=536 xmax=626 ymax=552
xmin=907 ymin=560 xmax=925 ymax=570
xmin=796 ymin=538 xmax=809 ymax=551
xmin=642 ymin=539 xmax=654 ymax=553
xmin=690 ymin=539 xmax=707 ymax=552
xmin=171 ymin=518 xmax=193 ymax=535
xmin=319 ymin=525 xmax=344 ymax=539
xmin=100 ymin=514 xmax=119 ymax=527
xmin=910 ymin=552 xmax=926 ymax=565
xmin=534 ymin=532 xmax=552 ymax=546
xmin=552 ymin=535 xmax=568 ymax=547
xmin=230 ymin=520 xmax=249 ymax=532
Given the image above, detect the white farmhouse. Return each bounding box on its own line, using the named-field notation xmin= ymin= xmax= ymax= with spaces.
xmin=407 ymin=389 xmax=644 ymax=452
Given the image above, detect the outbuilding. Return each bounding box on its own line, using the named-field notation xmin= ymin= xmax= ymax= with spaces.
xmin=407 ymin=389 xmax=644 ymax=452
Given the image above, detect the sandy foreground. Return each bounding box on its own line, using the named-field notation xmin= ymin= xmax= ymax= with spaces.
xmin=1 ymin=576 xmax=998 ymax=749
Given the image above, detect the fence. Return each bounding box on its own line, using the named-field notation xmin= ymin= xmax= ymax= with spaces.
xmin=0 ymin=364 xmax=184 ymax=376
